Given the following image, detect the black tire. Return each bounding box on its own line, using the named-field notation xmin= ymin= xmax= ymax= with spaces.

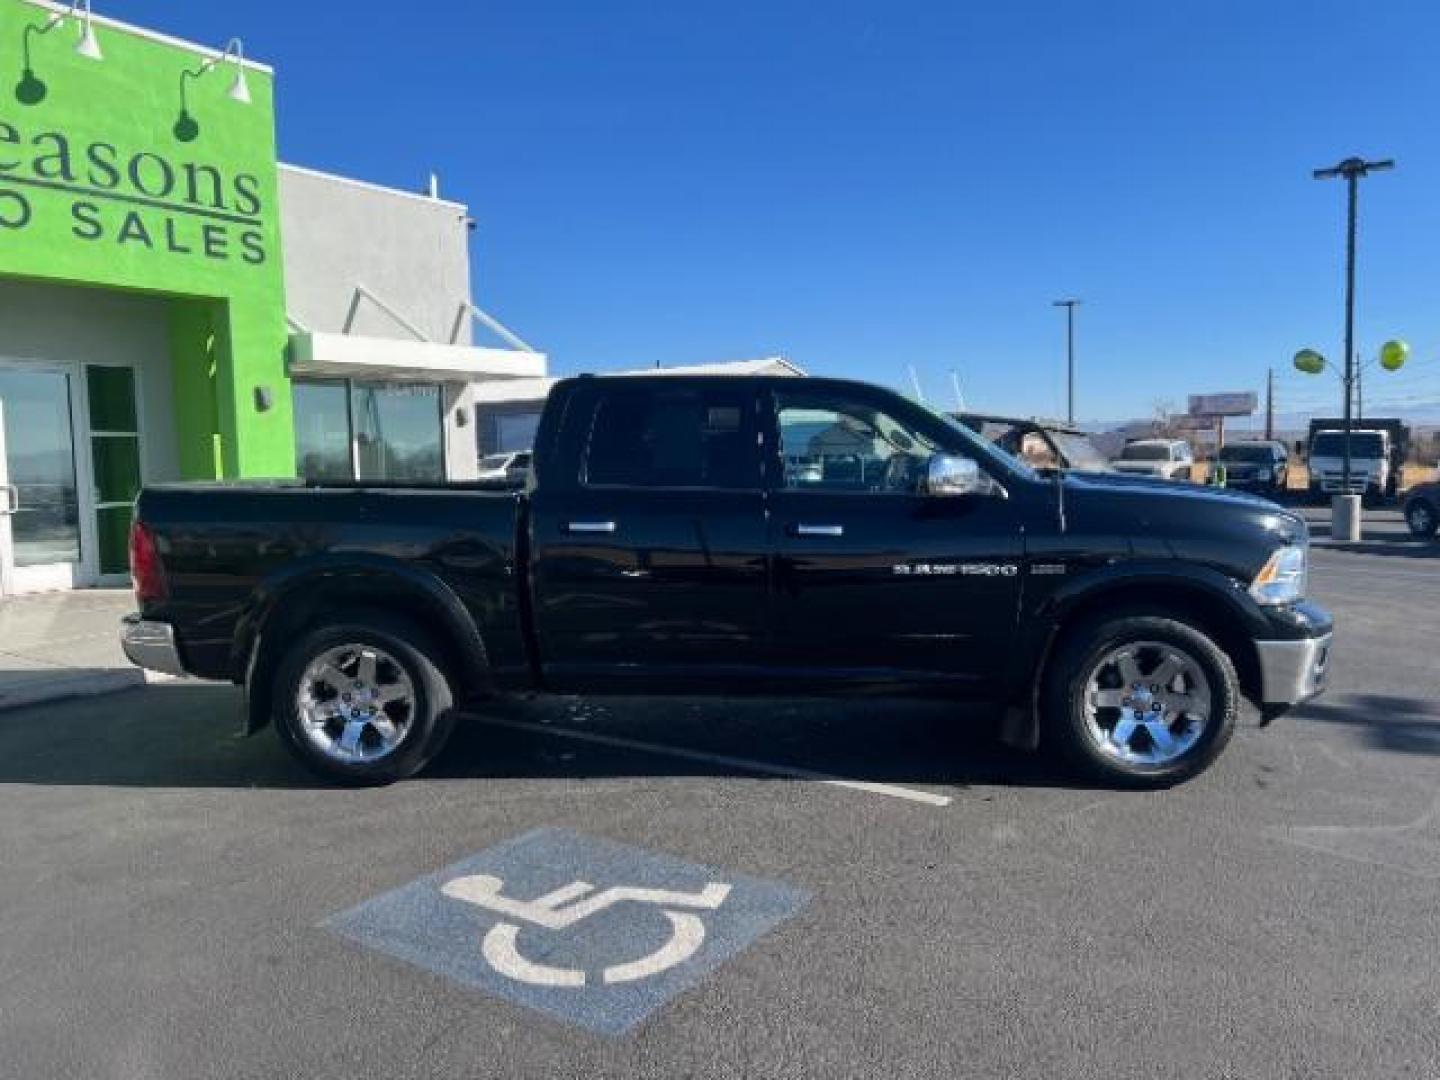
xmin=1406 ymin=498 xmax=1438 ymax=539
xmin=1042 ymin=610 xmax=1239 ymax=788
xmin=273 ymin=612 xmax=456 ymax=785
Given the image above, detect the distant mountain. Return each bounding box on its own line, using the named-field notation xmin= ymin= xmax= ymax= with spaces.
xmin=1085 ymin=408 xmax=1440 ymax=438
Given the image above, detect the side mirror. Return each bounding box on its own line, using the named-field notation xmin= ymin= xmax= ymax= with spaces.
xmin=926 ymin=454 xmax=985 ymax=497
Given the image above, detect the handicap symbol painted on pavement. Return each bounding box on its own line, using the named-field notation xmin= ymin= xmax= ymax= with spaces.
xmin=441 ymin=873 xmax=732 ymax=988
xmin=322 ymin=828 xmax=809 ymax=1034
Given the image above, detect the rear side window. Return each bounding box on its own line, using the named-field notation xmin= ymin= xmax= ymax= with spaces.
xmin=582 ymin=385 xmax=758 ymax=489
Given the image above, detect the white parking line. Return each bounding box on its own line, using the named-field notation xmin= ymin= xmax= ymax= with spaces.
xmin=470 ymin=715 xmax=953 ymax=807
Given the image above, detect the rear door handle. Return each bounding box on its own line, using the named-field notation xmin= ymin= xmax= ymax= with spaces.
xmin=565 ymin=520 xmax=617 ymax=535
xmin=792 ymin=523 xmax=844 ymax=537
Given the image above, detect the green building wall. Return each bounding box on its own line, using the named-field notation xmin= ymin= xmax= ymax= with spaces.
xmin=0 ymin=0 xmax=294 ymax=478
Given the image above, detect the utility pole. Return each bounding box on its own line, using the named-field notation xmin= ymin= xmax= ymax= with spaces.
xmin=1313 ymin=156 xmax=1393 ymax=502
xmin=1052 ymin=298 xmax=1081 ymax=424
xmin=1265 ymin=367 xmax=1275 ymax=441
xmin=1355 ymin=348 xmax=1363 ymax=420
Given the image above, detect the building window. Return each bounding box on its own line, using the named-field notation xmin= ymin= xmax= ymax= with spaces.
xmin=293 ymin=378 xmax=446 ymax=482
xmin=294 ymin=381 xmax=354 ymax=480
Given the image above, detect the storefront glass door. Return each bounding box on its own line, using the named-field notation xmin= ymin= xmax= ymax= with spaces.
xmin=0 ymin=367 xmax=85 ymax=595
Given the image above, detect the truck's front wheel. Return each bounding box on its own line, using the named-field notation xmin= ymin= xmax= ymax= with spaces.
xmin=273 ymin=614 xmax=456 ymax=785
xmin=1043 ymin=612 xmax=1238 ymax=787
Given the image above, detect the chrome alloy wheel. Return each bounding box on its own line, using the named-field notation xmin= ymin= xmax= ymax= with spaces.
xmin=1408 ymin=501 xmax=1436 ymax=537
xmin=1081 ymin=640 xmax=1211 ymax=766
xmin=296 ymin=644 xmax=415 ymax=763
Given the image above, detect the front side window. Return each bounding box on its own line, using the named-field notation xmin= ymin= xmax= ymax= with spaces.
xmin=583 ymin=385 xmax=757 ymax=489
xmin=777 ymin=391 xmax=940 ymax=493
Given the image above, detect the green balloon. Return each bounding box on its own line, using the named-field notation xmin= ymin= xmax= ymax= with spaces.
xmin=1379 ymin=339 xmax=1409 ymax=371
xmin=1293 ymin=348 xmax=1325 ymax=375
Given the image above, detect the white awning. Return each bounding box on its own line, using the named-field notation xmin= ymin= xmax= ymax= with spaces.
xmin=289 ymin=331 xmax=546 ymax=383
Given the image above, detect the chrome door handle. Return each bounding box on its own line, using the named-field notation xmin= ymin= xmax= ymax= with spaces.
xmin=793 ymin=523 xmax=843 ymax=537
xmin=566 ymin=520 xmax=617 ymax=534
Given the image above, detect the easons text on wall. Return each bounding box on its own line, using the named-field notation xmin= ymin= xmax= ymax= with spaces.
xmin=0 ymin=116 xmax=266 ymax=264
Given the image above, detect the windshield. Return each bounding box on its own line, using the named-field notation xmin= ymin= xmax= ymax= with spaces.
xmin=1119 ymin=443 xmax=1173 ymax=462
xmin=1312 ymin=432 xmax=1384 ymax=457
xmin=1219 ymin=444 xmax=1275 ymax=464
xmin=1050 ymin=431 xmax=1112 ymax=471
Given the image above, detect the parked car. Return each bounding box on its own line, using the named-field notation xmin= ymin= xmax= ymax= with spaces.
xmin=951 ymin=413 xmax=1114 ymax=474
xmin=1111 ymin=439 xmax=1195 ymax=481
xmin=1217 ymin=441 xmax=1290 ymax=496
xmin=122 ymin=374 xmax=1332 ymax=788
xmin=477 ymin=450 xmax=532 ymax=485
xmin=1402 ymin=480 xmax=1439 ymax=539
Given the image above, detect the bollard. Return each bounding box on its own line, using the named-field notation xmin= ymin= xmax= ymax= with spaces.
xmin=1331 ymin=493 xmax=1362 ymax=544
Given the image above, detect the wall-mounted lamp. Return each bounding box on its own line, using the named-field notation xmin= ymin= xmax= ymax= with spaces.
xmin=174 ymin=37 xmax=250 ymax=143
xmin=14 ymin=0 xmax=104 ymax=106
xmin=253 ymin=385 xmax=273 ymax=412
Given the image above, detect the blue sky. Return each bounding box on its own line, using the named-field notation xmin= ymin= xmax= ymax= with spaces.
xmin=115 ymin=0 xmax=1440 ymax=422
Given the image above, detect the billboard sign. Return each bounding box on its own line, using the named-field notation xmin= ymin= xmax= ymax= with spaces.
xmin=1171 ymin=414 xmax=1217 ymax=431
xmin=1188 ymin=392 xmax=1257 ymax=417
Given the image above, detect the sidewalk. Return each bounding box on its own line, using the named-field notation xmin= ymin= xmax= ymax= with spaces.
xmin=0 ymin=590 xmax=145 ymax=710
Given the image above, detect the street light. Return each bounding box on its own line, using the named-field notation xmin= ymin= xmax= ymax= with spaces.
xmin=1310 ymin=156 xmax=1393 ymax=536
xmin=1052 ymin=298 xmax=1080 ymax=424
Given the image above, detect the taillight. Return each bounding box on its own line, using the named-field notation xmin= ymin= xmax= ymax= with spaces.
xmin=129 ymin=519 xmax=167 ymax=605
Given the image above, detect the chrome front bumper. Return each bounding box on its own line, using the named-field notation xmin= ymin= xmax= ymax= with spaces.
xmin=1256 ymin=632 xmax=1332 ymax=706
xmin=120 ymin=616 xmax=187 ymax=677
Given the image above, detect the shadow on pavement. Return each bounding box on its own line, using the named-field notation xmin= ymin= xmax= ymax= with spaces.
xmin=1294 ymin=692 xmax=1440 ymax=757
xmin=0 ymin=681 xmax=1092 ymax=792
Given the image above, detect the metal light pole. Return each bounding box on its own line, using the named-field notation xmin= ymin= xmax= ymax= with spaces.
xmin=1052 ymin=298 xmax=1080 ymax=424
xmin=1312 ymin=157 xmax=1392 ymax=504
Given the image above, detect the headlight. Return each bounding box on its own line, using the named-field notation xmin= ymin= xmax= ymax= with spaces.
xmin=1250 ymin=545 xmax=1307 ymax=605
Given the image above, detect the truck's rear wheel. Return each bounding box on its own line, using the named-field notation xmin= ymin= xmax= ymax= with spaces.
xmin=1407 ymin=499 xmax=1438 ymax=538
xmin=273 ymin=613 xmax=455 ymax=784
xmin=1043 ymin=612 xmax=1238 ymax=787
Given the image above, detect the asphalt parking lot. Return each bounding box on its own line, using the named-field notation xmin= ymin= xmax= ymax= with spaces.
xmin=1 ymin=512 xmax=1436 ymax=1079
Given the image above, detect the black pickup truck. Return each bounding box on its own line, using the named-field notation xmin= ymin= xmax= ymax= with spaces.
xmin=122 ymin=375 xmax=1333 ymax=787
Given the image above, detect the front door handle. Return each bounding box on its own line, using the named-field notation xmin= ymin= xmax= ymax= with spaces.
xmin=792 ymin=523 xmax=844 ymax=537
xmin=565 ymin=520 xmax=617 ymax=535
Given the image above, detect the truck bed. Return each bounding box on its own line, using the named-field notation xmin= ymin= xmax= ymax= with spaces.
xmin=136 ymin=481 xmax=528 ymax=684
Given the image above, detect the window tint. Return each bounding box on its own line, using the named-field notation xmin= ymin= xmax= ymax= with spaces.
xmin=583 ymin=386 xmax=756 ymax=489
xmin=777 ymin=392 xmax=939 ymax=492
xmin=1120 ymin=443 xmax=1171 ymax=461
